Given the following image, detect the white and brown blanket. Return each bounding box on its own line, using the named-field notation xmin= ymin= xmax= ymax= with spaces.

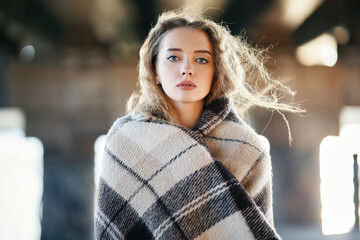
xmin=95 ymin=98 xmax=282 ymax=240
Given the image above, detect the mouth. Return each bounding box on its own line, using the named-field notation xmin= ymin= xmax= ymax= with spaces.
xmin=176 ymin=80 xmax=196 ymax=90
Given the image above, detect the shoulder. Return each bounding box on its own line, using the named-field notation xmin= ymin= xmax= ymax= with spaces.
xmin=209 ymin=109 xmax=270 ymax=157
xmin=106 ymin=115 xmax=133 ymax=138
xmin=105 ymin=114 xmax=184 ymax=146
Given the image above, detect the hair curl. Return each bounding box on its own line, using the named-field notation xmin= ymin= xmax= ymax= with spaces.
xmin=126 ymin=8 xmax=303 ymax=125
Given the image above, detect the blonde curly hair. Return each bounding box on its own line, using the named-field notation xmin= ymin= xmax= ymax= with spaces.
xmin=127 ymin=8 xmax=302 ymax=124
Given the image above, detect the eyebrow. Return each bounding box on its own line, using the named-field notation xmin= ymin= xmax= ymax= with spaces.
xmin=166 ymin=48 xmax=212 ymax=56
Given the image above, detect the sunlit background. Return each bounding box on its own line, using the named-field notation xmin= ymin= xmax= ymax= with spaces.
xmin=0 ymin=0 xmax=359 ymax=239
xmin=319 ymin=107 xmax=360 ymax=236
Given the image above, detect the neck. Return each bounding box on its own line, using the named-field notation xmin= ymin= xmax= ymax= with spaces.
xmin=168 ymin=99 xmax=204 ymax=130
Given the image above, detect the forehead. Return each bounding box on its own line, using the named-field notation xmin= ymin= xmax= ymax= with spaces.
xmin=159 ymin=27 xmax=213 ymax=53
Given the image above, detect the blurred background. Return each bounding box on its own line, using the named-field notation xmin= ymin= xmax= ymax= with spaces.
xmin=0 ymin=0 xmax=359 ymax=239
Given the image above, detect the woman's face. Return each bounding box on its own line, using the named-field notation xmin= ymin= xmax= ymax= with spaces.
xmin=156 ymin=27 xmax=215 ymax=107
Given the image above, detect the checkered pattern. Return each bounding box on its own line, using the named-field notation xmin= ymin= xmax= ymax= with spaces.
xmin=95 ymin=98 xmax=281 ymax=240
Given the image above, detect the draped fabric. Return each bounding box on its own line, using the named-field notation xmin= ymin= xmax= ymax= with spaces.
xmin=95 ymin=98 xmax=281 ymax=240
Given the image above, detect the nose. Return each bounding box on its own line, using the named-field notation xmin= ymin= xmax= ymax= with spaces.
xmin=182 ymin=69 xmax=193 ymax=76
xmin=181 ymin=60 xmax=194 ymax=77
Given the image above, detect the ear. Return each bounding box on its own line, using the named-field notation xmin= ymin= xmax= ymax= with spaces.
xmin=155 ymin=75 xmax=161 ymax=85
xmin=155 ymin=68 xmax=161 ymax=83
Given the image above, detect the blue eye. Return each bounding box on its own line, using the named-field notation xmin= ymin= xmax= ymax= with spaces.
xmin=167 ymin=56 xmax=179 ymax=61
xmin=197 ymin=58 xmax=208 ymax=64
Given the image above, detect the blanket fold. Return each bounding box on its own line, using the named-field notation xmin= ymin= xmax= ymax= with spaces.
xmin=95 ymin=98 xmax=282 ymax=240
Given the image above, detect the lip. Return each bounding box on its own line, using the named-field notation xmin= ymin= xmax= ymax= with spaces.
xmin=176 ymin=80 xmax=197 ymax=90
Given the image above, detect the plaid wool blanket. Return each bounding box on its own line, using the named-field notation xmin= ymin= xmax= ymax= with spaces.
xmin=95 ymin=98 xmax=282 ymax=240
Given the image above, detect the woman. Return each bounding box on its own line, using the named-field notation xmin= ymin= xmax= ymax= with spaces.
xmin=95 ymin=8 xmax=301 ymax=240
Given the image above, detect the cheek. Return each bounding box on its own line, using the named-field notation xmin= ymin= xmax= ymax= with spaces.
xmin=206 ymin=68 xmax=215 ymax=83
xmin=158 ymin=64 xmax=176 ymax=79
